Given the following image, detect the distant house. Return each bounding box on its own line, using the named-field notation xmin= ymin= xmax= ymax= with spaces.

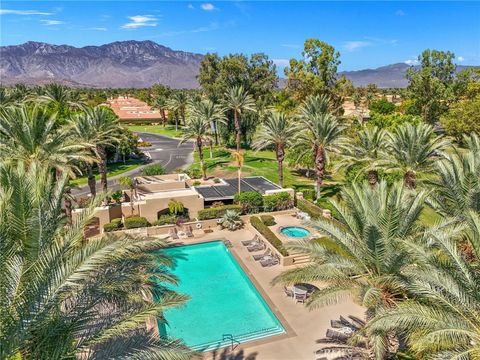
xmin=106 ymin=96 xmax=163 ymax=123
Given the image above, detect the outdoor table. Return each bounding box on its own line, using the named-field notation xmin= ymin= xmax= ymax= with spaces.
xmin=293 ymin=284 xmax=308 ymax=297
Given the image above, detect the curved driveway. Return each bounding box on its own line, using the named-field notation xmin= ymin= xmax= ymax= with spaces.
xmin=72 ymin=132 xmax=194 ymax=197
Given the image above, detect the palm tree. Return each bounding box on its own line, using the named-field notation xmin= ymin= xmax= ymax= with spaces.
xmin=224 ymin=85 xmax=256 ymax=152
xmin=0 ymin=164 xmax=193 ymax=359
xmin=36 ymin=83 xmax=82 ymax=117
xmin=274 ymin=181 xmax=427 ymax=358
xmin=367 ymin=217 xmax=480 ymax=359
xmin=69 ymin=107 xmax=123 ymax=196
xmin=0 ymin=104 xmax=90 ymax=175
xmin=119 ymin=176 xmax=136 ymax=216
xmin=292 ymin=95 xmax=345 ymax=200
xmin=340 ymin=126 xmax=388 ymax=186
xmin=153 ymin=95 xmax=168 ymax=126
xmin=385 ymin=123 xmax=450 ymax=188
xmin=167 ymin=91 xmax=188 ymax=131
xmin=252 ymin=111 xmax=295 ymax=187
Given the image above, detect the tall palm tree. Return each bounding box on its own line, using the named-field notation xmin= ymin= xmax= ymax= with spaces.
xmin=274 ymin=181 xmax=427 ymax=358
xmin=69 ymin=107 xmax=123 ymax=196
xmin=340 ymin=126 xmax=388 ymax=186
xmin=292 ymin=95 xmax=345 ymax=200
xmin=190 ymin=99 xmax=226 ymax=155
xmin=180 ymin=113 xmax=210 ymax=181
xmin=0 ymin=163 xmax=193 ymax=359
xmin=153 ymin=95 xmax=168 ymax=126
xmin=224 ymin=86 xmax=256 ymax=153
xmin=385 ymin=123 xmax=450 ymax=188
xmin=0 ymin=104 xmax=90 ymax=175
xmin=37 ymin=83 xmax=82 ymax=118
xmin=167 ymin=91 xmax=188 ymax=131
xmin=367 ymin=217 xmax=480 ymax=359
xmin=252 ymin=111 xmax=295 ymax=187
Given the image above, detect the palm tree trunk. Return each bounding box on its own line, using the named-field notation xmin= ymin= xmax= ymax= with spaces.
xmin=213 ymin=120 xmax=219 ymax=145
xmin=161 ymin=109 xmax=167 ymax=126
xmin=96 ymin=145 xmax=108 ymax=193
xmin=314 ymin=145 xmax=326 ymax=200
xmin=197 ymin=138 xmax=207 ymax=180
xmin=175 ymin=113 xmax=178 ymax=132
xmin=86 ymin=163 xmax=96 ymax=197
xmin=130 ymin=188 xmax=134 ymax=216
xmin=209 ymin=139 xmax=213 ymax=159
xmin=404 ymin=170 xmax=416 ymax=188
xmin=367 ymin=169 xmax=379 ymax=186
xmin=237 ymin=167 xmax=242 ymax=194
xmin=234 ymin=110 xmax=241 ymax=152
xmin=276 ymin=144 xmax=285 ymax=188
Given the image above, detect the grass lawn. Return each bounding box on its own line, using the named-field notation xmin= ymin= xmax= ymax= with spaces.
xmin=127 ymin=124 xmax=185 ymax=138
xmin=71 ymin=159 xmax=146 ymax=186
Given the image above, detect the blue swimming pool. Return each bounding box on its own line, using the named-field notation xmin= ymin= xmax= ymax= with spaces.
xmin=156 ymin=241 xmax=285 ymax=351
xmin=280 ymin=226 xmax=311 ymax=238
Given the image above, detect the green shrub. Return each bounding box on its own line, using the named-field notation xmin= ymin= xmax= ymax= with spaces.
xmin=264 ymin=192 xmax=293 ymax=211
xmin=111 ymin=190 xmax=123 ymax=204
xmin=301 ymin=188 xmax=316 ymax=201
xmin=316 ymin=199 xmax=340 ymax=219
xmin=260 ymin=215 xmax=276 ymax=226
xmin=153 ymin=214 xmax=177 ymax=226
xmin=198 ymin=205 xmax=242 ymax=220
xmin=250 ymin=216 xmax=288 ymax=256
xmin=103 ymin=218 xmax=122 ymax=232
xmin=297 ymin=198 xmax=323 ymax=220
xmin=192 ymin=180 xmax=201 ymax=186
xmin=141 ymin=164 xmax=165 ymax=176
xmin=124 ymin=216 xmax=149 ymax=229
xmin=369 ymin=97 xmax=396 ymax=115
xmin=234 ymin=191 xmax=263 ymax=213
xmin=187 ymin=167 xmax=202 ymax=179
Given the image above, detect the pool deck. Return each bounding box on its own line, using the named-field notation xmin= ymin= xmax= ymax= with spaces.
xmin=162 ymin=213 xmax=365 ymax=360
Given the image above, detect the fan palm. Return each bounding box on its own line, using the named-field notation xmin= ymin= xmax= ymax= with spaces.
xmin=69 ymin=106 xmax=123 ymax=196
xmin=274 ymin=181 xmax=427 ymax=358
xmin=223 ymin=85 xmax=256 ymax=152
xmin=0 ymin=104 xmax=90 ymax=175
xmin=0 ymin=163 xmax=194 ymax=359
xmin=153 ymin=95 xmax=168 ymax=126
xmin=367 ymin=218 xmax=480 ymax=359
xmin=385 ymin=123 xmax=450 ymax=188
xmin=252 ymin=111 xmax=295 ymax=187
xmin=340 ymin=126 xmax=388 ymax=186
xmin=167 ymin=91 xmax=188 ymax=131
xmin=292 ymin=95 xmax=345 ymax=200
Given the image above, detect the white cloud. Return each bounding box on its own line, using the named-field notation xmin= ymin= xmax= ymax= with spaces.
xmin=41 ymin=20 xmax=64 ymax=26
xmin=0 ymin=9 xmax=53 ymax=15
xmin=272 ymin=59 xmax=290 ymax=67
xmin=457 ymin=56 xmax=465 ymax=62
xmin=405 ymin=59 xmax=419 ymax=65
xmin=187 ymin=4 xmax=195 ymax=9
xmin=395 ymin=10 xmax=406 ymax=16
xmin=121 ymin=15 xmax=158 ymax=29
xmin=86 ymin=27 xmax=107 ymax=31
xmin=281 ymin=43 xmax=301 ymax=49
xmin=201 ymin=3 xmax=215 ymax=11
xmin=343 ymin=41 xmax=371 ymax=52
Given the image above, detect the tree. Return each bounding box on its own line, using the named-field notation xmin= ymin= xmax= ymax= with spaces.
xmin=152 ymin=95 xmax=168 ymax=126
xmin=167 ymin=91 xmax=188 ymax=130
xmin=406 ymin=49 xmax=457 ymax=123
xmin=274 ymin=181 xmax=427 ymax=358
xmin=119 ymin=176 xmax=136 ymax=216
xmin=340 ymin=126 xmax=388 ymax=186
xmin=37 ymin=83 xmax=82 ymax=119
xmin=385 ymin=123 xmax=450 ymax=188
xmin=0 ymin=164 xmax=193 ymax=359
xmin=70 ymin=106 xmax=123 ymax=195
xmin=440 ymin=96 xmax=480 ymax=140
xmin=369 ymin=97 xmax=396 ymax=115
xmin=0 ymin=104 xmax=90 ymax=175
xmin=223 ymin=86 xmax=256 ymax=153
xmin=284 ymin=38 xmax=341 ymax=101
xmin=188 ymin=98 xmax=226 ymax=148
xmin=252 ymin=112 xmax=295 ymax=187
xmin=292 ymin=95 xmax=344 ymax=200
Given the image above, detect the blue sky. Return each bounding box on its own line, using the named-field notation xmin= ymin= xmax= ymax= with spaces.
xmin=1 ymin=1 xmax=479 ymax=71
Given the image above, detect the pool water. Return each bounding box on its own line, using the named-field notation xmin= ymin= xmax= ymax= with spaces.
xmin=280 ymin=226 xmax=311 ymax=238
xmin=156 ymin=241 xmax=285 ymax=351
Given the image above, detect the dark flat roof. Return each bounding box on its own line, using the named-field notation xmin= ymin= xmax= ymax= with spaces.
xmin=194 ymin=176 xmax=281 ymax=201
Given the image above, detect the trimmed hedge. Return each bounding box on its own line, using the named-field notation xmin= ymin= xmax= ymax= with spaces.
xmin=103 ymin=218 xmax=122 ymax=232
xmin=264 ymin=192 xmax=293 ymax=211
xmin=153 ymin=214 xmax=177 ymax=226
xmin=260 ymin=215 xmax=276 ymax=226
xmin=234 ymin=191 xmax=263 ymax=213
xmin=124 ymin=216 xmax=149 ymax=229
xmin=198 ymin=204 xmax=243 ymax=220
xmin=297 ymin=198 xmax=323 ymax=220
xmin=250 ymin=216 xmax=288 ymax=256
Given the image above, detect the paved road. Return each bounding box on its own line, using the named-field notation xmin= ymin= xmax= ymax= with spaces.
xmin=72 ymin=132 xmax=194 ymax=197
